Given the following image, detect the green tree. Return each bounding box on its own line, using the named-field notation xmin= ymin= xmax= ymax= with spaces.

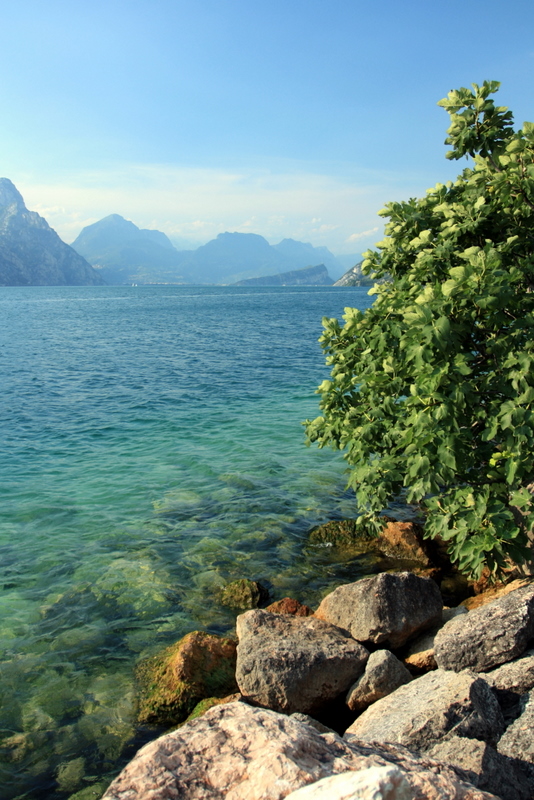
xmin=305 ymin=81 xmax=534 ymax=578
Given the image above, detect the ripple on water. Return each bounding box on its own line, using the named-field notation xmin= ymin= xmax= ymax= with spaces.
xmin=0 ymin=285 xmax=379 ymax=799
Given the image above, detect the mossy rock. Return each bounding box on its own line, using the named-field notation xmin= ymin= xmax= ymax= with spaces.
xmin=184 ymin=694 xmax=240 ymax=723
xmin=220 ymin=578 xmax=269 ymax=610
xmin=136 ymin=631 xmax=237 ymax=726
xmin=308 ymin=519 xmax=370 ymax=549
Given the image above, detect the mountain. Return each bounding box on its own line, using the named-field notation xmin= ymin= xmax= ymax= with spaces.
xmin=273 ymin=239 xmax=345 ymax=279
xmin=334 ymin=261 xmax=374 ymax=286
xmin=71 ymin=217 xmax=347 ymax=285
xmin=0 ymin=179 xmax=104 ymax=286
xmin=70 ymin=214 xmax=192 ymax=284
xmin=233 ymin=264 xmax=333 ymax=286
xmin=171 ymin=232 xmax=346 ymax=284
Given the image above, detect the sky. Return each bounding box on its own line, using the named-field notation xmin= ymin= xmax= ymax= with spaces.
xmin=1 ymin=0 xmax=533 ymax=255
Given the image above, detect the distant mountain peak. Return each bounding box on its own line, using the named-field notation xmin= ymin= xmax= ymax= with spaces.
xmin=0 ymin=177 xmax=26 ymax=210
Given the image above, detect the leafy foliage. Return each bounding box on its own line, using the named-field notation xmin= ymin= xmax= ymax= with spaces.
xmin=305 ymin=81 xmax=534 ymax=578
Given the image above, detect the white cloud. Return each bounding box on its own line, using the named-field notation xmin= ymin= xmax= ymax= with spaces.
xmin=17 ymin=163 xmax=425 ymax=253
xmin=346 ymin=227 xmax=380 ymax=242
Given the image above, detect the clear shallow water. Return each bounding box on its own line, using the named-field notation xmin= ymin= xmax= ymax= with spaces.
xmin=0 ymin=285 xmax=374 ymax=799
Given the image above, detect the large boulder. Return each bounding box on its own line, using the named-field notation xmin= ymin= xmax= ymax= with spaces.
xmin=434 ymin=583 xmax=534 ymax=672
xmin=235 ymin=610 xmax=368 ymax=714
xmin=427 ymin=736 xmax=532 ymax=800
xmin=315 ymin=572 xmax=443 ymax=649
xmin=344 ymin=669 xmax=504 ymax=752
xmin=135 ymin=631 xmax=237 ymax=725
xmin=101 ymin=701 xmax=499 ymax=800
xmin=346 ymin=650 xmax=412 ymax=713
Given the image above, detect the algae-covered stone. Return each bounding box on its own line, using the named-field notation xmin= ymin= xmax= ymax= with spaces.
xmin=183 ymin=693 xmax=242 ymax=723
xmin=136 ymin=631 xmax=237 ymax=725
xmin=57 ymin=756 xmax=85 ymax=793
xmin=220 ymin=579 xmax=268 ymax=610
xmin=308 ymin=519 xmax=363 ymax=548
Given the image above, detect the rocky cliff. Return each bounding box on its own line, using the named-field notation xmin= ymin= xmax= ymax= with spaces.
xmin=0 ymin=178 xmax=104 ymax=286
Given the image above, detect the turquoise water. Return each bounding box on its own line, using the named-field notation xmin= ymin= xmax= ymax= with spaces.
xmin=0 ymin=285 xmax=374 ymax=799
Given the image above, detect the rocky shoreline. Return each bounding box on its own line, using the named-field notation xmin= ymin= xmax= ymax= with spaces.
xmin=99 ymin=525 xmax=534 ymax=800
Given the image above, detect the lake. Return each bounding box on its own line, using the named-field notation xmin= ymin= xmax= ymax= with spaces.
xmin=0 ymin=285 xmax=374 ymax=799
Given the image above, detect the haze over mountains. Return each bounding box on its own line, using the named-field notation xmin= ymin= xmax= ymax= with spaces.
xmin=71 ymin=214 xmax=348 ymax=285
xmin=0 ymin=178 xmax=363 ymax=286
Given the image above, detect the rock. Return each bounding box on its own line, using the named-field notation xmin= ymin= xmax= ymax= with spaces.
xmin=315 ymin=572 xmax=443 ymax=649
xmin=434 ymin=583 xmax=534 ymax=672
xmin=403 ymin=607 xmax=468 ymax=674
xmin=220 ymin=578 xmax=269 ymax=610
xmin=427 ymin=736 xmax=532 ymax=800
xmin=344 ymin=669 xmax=504 ymax=752
xmin=235 ymin=609 xmax=369 ymax=715
xmin=346 ymin=650 xmax=412 ymax=713
xmin=308 ymin=518 xmax=434 ymax=568
xmin=308 ymin=519 xmax=362 ymax=547
xmin=497 ymin=691 xmax=534 ymax=768
xmin=461 ymin=578 xmax=530 ymax=610
xmin=101 ymin=701 xmax=499 ymax=800
xmin=266 ymin=597 xmax=313 ymax=616
xmin=376 ymin=518 xmax=433 ymax=566
xmin=290 ymin=713 xmax=335 ymax=735
xmin=136 ymin=631 xmax=237 ymax=725
xmin=484 ymin=647 xmax=534 ymax=694
xmin=283 ymin=766 xmax=412 ymax=799
xmin=183 ymin=694 xmax=243 ymax=723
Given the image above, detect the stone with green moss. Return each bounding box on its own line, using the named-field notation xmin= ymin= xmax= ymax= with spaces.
xmin=220 ymin=578 xmax=268 ymax=610
xmin=136 ymin=631 xmax=237 ymax=726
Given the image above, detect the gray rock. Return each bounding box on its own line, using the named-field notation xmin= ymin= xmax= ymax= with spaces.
xmin=315 ymin=572 xmax=443 ymax=649
xmin=283 ymin=767 xmax=412 ymax=799
xmin=102 ymin=701 xmax=499 ymax=800
xmin=235 ymin=610 xmax=369 ymax=714
xmin=403 ymin=607 xmax=469 ymax=673
xmin=498 ymin=691 xmax=534 ymax=767
xmin=434 ymin=583 xmax=534 ymax=672
xmin=344 ymin=669 xmax=504 ymax=752
xmin=484 ymin=647 xmax=534 ymax=694
xmin=346 ymin=650 xmax=412 ymax=712
xmin=427 ymin=735 xmax=532 ymax=800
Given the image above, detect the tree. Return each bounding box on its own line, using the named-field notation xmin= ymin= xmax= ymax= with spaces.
xmin=305 ymin=81 xmax=534 ymax=578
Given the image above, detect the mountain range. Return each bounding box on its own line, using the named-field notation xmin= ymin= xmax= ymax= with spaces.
xmin=0 ymin=178 xmax=363 ymax=286
xmin=0 ymin=179 xmax=104 ymax=286
xmin=71 ymin=214 xmax=348 ymax=285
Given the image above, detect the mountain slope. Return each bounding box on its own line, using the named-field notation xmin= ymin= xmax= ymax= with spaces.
xmin=0 ymin=179 xmax=105 ymax=286
xmin=233 ymin=264 xmax=333 ymax=286
xmin=70 ymin=214 xmax=191 ymax=284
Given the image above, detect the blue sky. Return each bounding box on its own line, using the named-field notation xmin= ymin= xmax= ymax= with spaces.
xmin=1 ymin=0 xmax=533 ymax=253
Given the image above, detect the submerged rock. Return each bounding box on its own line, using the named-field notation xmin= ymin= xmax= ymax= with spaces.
xmin=315 ymin=571 xmax=443 ymax=649
xmin=136 ymin=631 xmax=237 ymax=725
xmin=220 ymin=578 xmax=269 ymax=610
xmin=235 ymin=609 xmax=368 ymax=714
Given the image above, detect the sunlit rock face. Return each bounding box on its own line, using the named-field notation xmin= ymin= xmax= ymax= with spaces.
xmin=0 ymin=178 xmax=105 ymax=286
